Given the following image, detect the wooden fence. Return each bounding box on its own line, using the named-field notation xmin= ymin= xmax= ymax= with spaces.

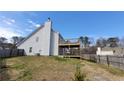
xmin=81 ymin=54 xmax=97 ymax=62
xmin=97 ymin=55 xmax=124 ymax=70
xmin=0 ymin=49 xmax=25 ymax=80
xmin=0 ymin=49 xmax=25 ymax=58
xmin=81 ymin=54 xmax=124 ymax=70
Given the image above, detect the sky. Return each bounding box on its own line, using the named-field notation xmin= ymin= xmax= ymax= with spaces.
xmin=0 ymin=11 xmax=124 ymax=42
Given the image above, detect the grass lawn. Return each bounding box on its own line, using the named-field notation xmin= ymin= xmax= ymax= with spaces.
xmin=1 ymin=56 xmax=124 ymax=81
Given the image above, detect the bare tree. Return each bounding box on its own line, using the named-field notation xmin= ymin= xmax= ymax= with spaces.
xmin=11 ymin=36 xmax=25 ymax=49
xmin=79 ymin=36 xmax=91 ymax=48
xmin=11 ymin=36 xmax=25 ymax=44
xmin=119 ymin=37 xmax=124 ymax=47
xmin=18 ymin=37 xmax=25 ymax=42
xmin=96 ymin=38 xmax=107 ymax=47
xmin=0 ymin=37 xmax=7 ymax=44
xmin=107 ymin=37 xmax=119 ymax=47
xmin=11 ymin=36 xmax=19 ymax=44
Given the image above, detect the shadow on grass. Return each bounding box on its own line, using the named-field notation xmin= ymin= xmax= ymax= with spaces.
xmin=0 ymin=58 xmax=10 ymax=80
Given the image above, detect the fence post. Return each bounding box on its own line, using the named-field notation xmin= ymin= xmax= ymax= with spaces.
xmin=106 ymin=56 xmax=110 ymax=67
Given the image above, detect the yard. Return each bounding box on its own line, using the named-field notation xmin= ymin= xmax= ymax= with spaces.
xmin=1 ymin=56 xmax=124 ymax=81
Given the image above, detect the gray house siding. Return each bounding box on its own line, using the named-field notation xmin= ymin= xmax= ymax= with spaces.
xmin=50 ymin=31 xmax=59 ymax=55
xmin=17 ymin=19 xmax=59 ymax=56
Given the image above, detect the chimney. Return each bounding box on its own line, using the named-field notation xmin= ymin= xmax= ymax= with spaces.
xmin=44 ymin=17 xmax=52 ymax=31
xmin=48 ymin=17 xmax=51 ymax=22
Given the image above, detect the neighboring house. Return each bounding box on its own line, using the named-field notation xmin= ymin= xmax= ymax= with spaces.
xmin=0 ymin=43 xmax=14 ymax=50
xmin=17 ymin=18 xmax=63 ymax=56
xmin=96 ymin=47 xmax=124 ymax=56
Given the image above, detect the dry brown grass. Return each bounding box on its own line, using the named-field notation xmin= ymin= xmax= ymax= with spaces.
xmin=1 ymin=56 xmax=124 ymax=81
xmin=4 ymin=56 xmax=80 ymax=80
xmin=80 ymin=60 xmax=124 ymax=80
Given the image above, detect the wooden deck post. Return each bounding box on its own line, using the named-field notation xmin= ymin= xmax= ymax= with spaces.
xmin=106 ymin=56 xmax=110 ymax=67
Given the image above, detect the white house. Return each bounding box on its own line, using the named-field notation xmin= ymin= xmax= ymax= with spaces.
xmin=17 ymin=18 xmax=63 ymax=56
xmin=96 ymin=47 xmax=124 ymax=56
xmin=96 ymin=47 xmax=114 ymax=56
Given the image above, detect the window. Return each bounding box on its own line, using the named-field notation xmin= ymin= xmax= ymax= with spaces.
xmin=29 ymin=47 xmax=32 ymax=53
xmin=36 ymin=37 xmax=39 ymax=42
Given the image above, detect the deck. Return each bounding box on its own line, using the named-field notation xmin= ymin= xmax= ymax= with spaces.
xmin=59 ymin=38 xmax=81 ymax=57
xmin=59 ymin=43 xmax=80 ymax=47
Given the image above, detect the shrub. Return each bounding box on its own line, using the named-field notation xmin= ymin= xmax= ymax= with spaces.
xmin=74 ymin=64 xmax=86 ymax=81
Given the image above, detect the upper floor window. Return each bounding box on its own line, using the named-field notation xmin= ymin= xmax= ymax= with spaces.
xmin=36 ymin=37 xmax=39 ymax=42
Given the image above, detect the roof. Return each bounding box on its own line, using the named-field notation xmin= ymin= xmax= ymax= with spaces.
xmin=17 ymin=25 xmax=44 ymax=47
xmin=51 ymin=29 xmax=64 ymax=40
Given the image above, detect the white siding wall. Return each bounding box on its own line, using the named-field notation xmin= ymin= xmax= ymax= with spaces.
xmin=50 ymin=31 xmax=59 ymax=55
xmin=96 ymin=47 xmax=114 ymax=56
xmin=18 ymin=20 xmax=52 ymax=56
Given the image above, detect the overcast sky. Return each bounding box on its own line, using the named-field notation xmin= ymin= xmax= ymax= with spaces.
xmin=0 ymin=11 xmax=124 ymax=41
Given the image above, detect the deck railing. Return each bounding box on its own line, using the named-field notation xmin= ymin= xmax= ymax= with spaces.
xmin=59 ymin=49 xmax=80 ymax=55
xmin=59 ymin=38 xmax=80 ymax=45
